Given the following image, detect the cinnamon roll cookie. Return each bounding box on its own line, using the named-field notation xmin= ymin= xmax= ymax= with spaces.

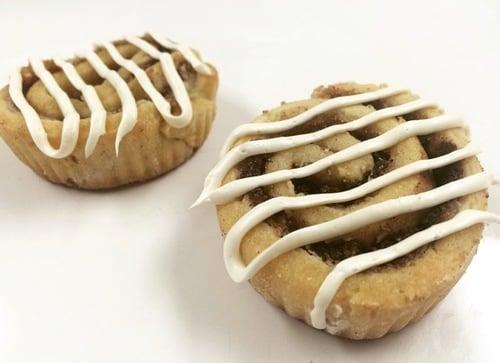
xmin=0 ymin=33 xmax=218 ymax=189
xmin=195 ymin=82 xmax=500 ymax=339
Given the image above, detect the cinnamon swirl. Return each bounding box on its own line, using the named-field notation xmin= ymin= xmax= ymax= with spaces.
xmin=0 ymin=33 xmax=218 ymax=189
xmin=195 ymin=82 xmax=499 ymax=339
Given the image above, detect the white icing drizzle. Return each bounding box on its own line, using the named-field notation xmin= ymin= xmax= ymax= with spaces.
xmin=8 ymin=60 xmax=80 ymax=158
xmin=218 ymin=86 xmax=407 ymax=157
xmin=310 ymin=209 xmax=500 ymax=329
xmin=225 ymin=171 xmax=493 ymax=282
xmin=196 ymin=114 xmax=463 ymax=206
xmin=223 ymin=143 xmax=480 ymax=267
xmin=149 ymin=32 xmax=212 ymax=76
xmin=125 ymin=36 xmax=193 ymax=128
xmin=8 ymin=34 xmax=210 ymax=158
xmin=52 ymin=57 xmax=107 ymax=158
xmin=195 ymin=88 xmax=500 ymax=330
xmin=82 ymin=50 xmax=138 ymax=154
xmin=194 ymin=98 xmax=438 ymax=206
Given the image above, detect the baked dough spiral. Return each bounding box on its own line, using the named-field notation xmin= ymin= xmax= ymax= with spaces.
xmin=0 ymin=33 xmax=218 ymax=189
xmin=197 ymin=82 xmax=499 ymax=339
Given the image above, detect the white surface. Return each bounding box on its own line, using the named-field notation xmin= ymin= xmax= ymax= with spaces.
xmin=0 ymin=1 xmax=499 ymax=362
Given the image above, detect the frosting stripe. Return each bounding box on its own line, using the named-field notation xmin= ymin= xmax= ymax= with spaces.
xmin=223 ymin=143 xmax=480 ymax=258
xmin=126 ymin=36 xmax=193 ymax=128
xmin=310 ymin=210 xmax=500 ymax=329
xmin=82 ymin=50 xmax=137 ymax=154
xmin=10 ymin=35 xmax=210 ymax=158
xmin=197 ymin=84 xmax=499 ymax=331
xmin=53 ymin=57 xmax=107 ymax=158
xmin=8 ymin=69 xmax=57 ymax=156
xmin=219 ymin=87 xmax=408 ymax=156
xmin=194 ymin=98 xmax=437 ymax=206
xmin=149 ymin=33 xmax=212 ymax=75
xmin=199 ymin=115 xmax=464 ymax=205
xmin=224 ymin=172 xmax=493 ymax=282
xmin=9 ymin=60 xmax=81 ymax=159
xmin=100 ymin=41 xmax=180 ymax=127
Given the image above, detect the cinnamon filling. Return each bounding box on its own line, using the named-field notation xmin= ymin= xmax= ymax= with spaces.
xmin=235 ymin=99 xmax=466 ymax=270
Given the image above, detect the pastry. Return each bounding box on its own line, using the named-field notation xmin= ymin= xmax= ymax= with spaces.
xmin=0 ymin=33 xmax=218 ymax=189
xmin=195 ymin=82 xmax=500 ymax=339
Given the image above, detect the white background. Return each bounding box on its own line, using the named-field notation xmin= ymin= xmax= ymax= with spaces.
xmin=0 ymin=1 xmax=499 ymax=362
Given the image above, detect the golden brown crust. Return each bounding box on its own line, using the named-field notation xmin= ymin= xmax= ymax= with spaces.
xmin=0 ymin=36 xmax=218 ymax=189
xmin=216 ymin=82 xmax=487 ymax=339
